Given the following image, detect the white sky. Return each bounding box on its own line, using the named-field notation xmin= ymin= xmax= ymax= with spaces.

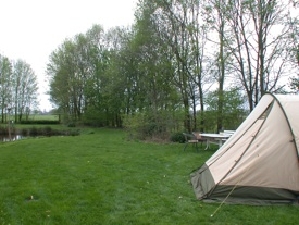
xmin=0 ymin=0 xmax=137 ymax=111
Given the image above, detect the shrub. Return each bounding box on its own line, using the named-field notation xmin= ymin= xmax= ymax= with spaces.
xmin=28 ymin=127 xmax=38 ymax=136
xmin=0 ymin=126 xmax=6 ymax=135
xmin=67 ymin=123 xmax=76 ymax=127
xmin=43 ymin=126 xmax=52 ymax=136
xmin=170 ymin=133 xmax=185 ymax=143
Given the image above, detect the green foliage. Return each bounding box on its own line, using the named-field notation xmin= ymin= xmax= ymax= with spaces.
xmin=13 ymin=60 xmax=39 ymax=122
xmin=82 ymin=107 xmax=106 ymax=127
xmin=0 ymin=56 xmax=38 ymax=123
xmin=122 ymin=112 xmax=147 ymax=139
xmin=66 ymin=123 xmax=76 ymax=127
xmin=204 ymin=88 xmax=247 ymax=131
xmin=0 ymin=55 xmax=12 ymax=123
xmin=170 ymin=132 xmax=185 ymax=143
xmin=123 ymin=108 xmax=186 ymax=140
xmin=200 ymin=110 xmax=218 ymax=133
xmin=289 ymin=76 xmax=299 ymax=91
xmin=0 ymin=125 xmax=14 ymax=135
xmin=46 ymin=0 xmax=296 ymax=136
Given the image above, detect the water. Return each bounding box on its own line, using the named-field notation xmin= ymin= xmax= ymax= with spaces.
xmin=0 ymin=135 xmax=23 ymax=142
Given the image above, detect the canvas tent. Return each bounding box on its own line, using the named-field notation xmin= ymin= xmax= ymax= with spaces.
xmin=190 ymin=93 xmax=299 ymax=204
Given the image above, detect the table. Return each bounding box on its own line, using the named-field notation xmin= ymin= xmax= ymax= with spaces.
xmin=200 ymin=133 xmax=231 ymax=150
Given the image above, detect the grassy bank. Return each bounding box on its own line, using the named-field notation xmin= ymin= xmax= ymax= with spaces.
xmin=0 ymin=128 xmax=298 ymax=224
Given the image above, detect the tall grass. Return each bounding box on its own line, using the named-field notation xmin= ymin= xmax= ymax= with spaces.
xmin=0 ymin=128 xmax=298 ymax=225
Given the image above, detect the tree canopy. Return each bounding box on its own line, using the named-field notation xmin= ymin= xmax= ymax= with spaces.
xmin=44 ymin=0 xmax=299 ymax=137
xmin=0 ymin=55 xmax=38 ymax=123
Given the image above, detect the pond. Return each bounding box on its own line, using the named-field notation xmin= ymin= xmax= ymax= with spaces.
xmin=0 ymin=126 xmax=80 ymax=142
xmin=0 ymin=135 xmax=24 ymax=142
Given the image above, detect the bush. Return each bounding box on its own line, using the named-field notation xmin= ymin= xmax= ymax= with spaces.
xmin=28 ymin=127 xmax=38 ymax=136
xmin=67 ymin=123 xmax=76 ymax=127
xmin=122 ymin=112 xmax=178 ymax=141
xmin=170 ymin=133 xmax=185 ymax=143
xmin=0 ymin=126 xmax=6 ymax=135
xmin=43 ymin=126 xmax=52 ymax=136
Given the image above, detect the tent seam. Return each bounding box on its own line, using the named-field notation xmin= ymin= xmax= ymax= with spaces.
xmin=208 ymin=101 xmax=273 ymax=167
xmin=271 ymin=94 xmax=299 ymax=158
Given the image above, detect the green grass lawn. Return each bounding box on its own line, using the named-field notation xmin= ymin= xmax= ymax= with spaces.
xmin=0 ymin=128 xmax=298 ymax=225
xmin=27 ymin=114 xmax=60 ymax=121
xmin=1 ymin=114 xmax=60 ymax=123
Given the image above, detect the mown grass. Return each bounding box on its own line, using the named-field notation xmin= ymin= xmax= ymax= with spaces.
xmin=26 ymin=114 xmax=60 ymax=121
xmin=0 ymin=128 xmax=298 ymax=225
xmin=1 ymin=114 xmax=59 ymax=123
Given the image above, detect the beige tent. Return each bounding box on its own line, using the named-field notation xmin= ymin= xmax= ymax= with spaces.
xmin=190 ymin=93 xmax=299 ymax=204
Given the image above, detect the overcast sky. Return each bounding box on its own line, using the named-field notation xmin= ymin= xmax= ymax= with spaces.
xmin=0 ymin=0 xmax=137 ymax=111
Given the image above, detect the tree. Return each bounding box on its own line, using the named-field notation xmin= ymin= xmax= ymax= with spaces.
xmin=0 ymin=54 xmax=12 ymax=123
xmin=48 ymin=24 xmax=128 ymax=126
xmin=205 ymin=88 xmax=246 ymax=132
xmin=131 ymin=5 xmax=182 ymax=136
xmin=288 ymin=16 xmax=299 ymax=93
xmin=48 ymin=38 xmax=87 ymax=122
xmin=103 ymin=26 xmax=135 ymax=127
xmin=48 ymin=40 xmax=76 ymax=120
xmin=289 ymin=76 xmax=299 ymax=91
xmin=46 ymin=0 xmax=298 ymax=137
xmin=225 ymin=0 xmax=294 ymax=110
xmin=190 ymin=5 xmax=210 ymax=132
xmin=138 ymin=0 xmax=209 ymax=132
xmin=203 ymin=0 xmax=233 ymax=133
xmin=12 ymin=59 xmax=38 ymax=122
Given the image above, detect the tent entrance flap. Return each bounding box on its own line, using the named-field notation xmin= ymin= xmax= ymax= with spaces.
xmin=190 ymin=163 xmax=215 ymax=200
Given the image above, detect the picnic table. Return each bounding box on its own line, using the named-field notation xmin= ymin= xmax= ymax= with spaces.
xmin=183 ymin=133 xmax=206 ymax=151
xmin=200 ymin=133 xmax=231 ymax=150
xmin=183 ymin=130 xmax=235 ymax=151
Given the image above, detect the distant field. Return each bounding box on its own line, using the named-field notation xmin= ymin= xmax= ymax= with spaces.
xmin=26 ymin=114 xmax=60 ymax=121
xmin=0 ymin=114 xmax=60 ymax=122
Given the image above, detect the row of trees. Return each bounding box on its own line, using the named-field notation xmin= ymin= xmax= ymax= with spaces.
xmin=47 ymin=0 xmax=299 ymax=138
xmin=0 ymin=54 xmax=38 ymax=123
